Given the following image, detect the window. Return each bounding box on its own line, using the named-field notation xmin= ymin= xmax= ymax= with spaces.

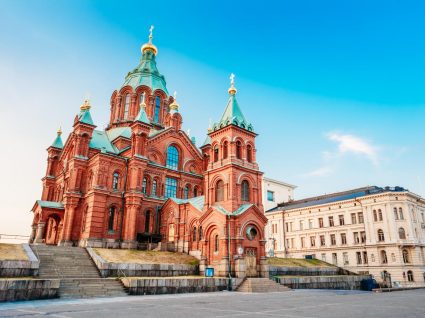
xmin=310 ymin=236 xmax=316 ymax=247
xmin=339 ymin=215 xmax=345 ymax=226
xmin=223 ymin=141 xmax=228 ymax=159
xmin=381 ymin=250 xmax=388 ymax=264
xmin=341 ymin=233 xmax=347 ymax=245
xmin=214 ymin=146 xmax=219 ymax=162
xmin=332 ymin=253 xmax=338 ymax=265
xmin=407 ymin=270 xmax=414 ymax=282
xmin=112 ymin=172 xmax=119 ymax=190
xmin=166 ymin=146 xmax=179 ymax=170
xmin=343 ymin=252 xmax=349 ymax=265
xmin=214 ymin=235 xmax=219 ymax=252
xmin=108 ymin=206 xmax=116 ymax=231
xmin=241 ymin=180 xmax=249 ymax=201
xmin=330 ymin=234 xmax=336 ymax=245
xmin=145 ymin=211 xmax=151 ymax=233
xmin=371 ymin=254 xmax=375 ymax=262
xmin=309 ymin=219 xmax=313 ymax=229
xmin=154 ymin=96 xmax=161 ymax=123
xmin=320 ymin=235 xmax=325 ymax=246
xmin=152 ymin=180 xmax=157 ymax=196
xmin=391 ymin=253 xmax=396 ymax=262
xmin=360 ymin=231 xmax=366 ymax=243
xmin=236 ymin=140 xmax=242 ymax=159
xmin=142 ymin=177 xmax=147 ymax=194
xmin=123 ymin=94 xmax=130 ymax=120
xmin=329 ymin=216 xmax=334 ymax=227
xmin=301 ymin=237 xmax=305 ymax=248
xmin=378 ymin=229 xmax=385 ymax=242
xmin=193 ymin=186 xmax=198 ymax=197
xmin=399 ymin=227 xmax=406 ymax=239
xmin=356 ymin=252 xmax=362 ymax=265
xmin=351 ymin=213 xmax=357 ymax=224
xmin=373 ymin=210 xmax=378 ymax=222
xmin=403 ymin=249 xmax=410 ymax=263
xmin=319 ymin=218 xmax=324 ymax=228
xmin=246 ymin=145 xmax=252 ymax=162
xmin=139 ymin=92 xmax=145 ymax=106
xmin=192 ymin=227 xmax=197 ymax=241
xmin=299 ymin=221 xmax=304 ymax=231
xmin=363 ymin=252 xmax=368 ymax=264
xmin=165 ymin=177 xmax=177 ymax=198
xmin=394 ymin=207 xmax=399 ymax=220
xmin=321 ymin=253 xmax=326 ymax=262
xmin=267 ymin=190 xmax=275 ymax=202
xmin=198 ymin=226 xmax=203 ymax=240
xmin=399 ymin=207 xmax=404 ymax=220
xmin=378 ymin=209 xmax=383 ymax=221
xmin=358 ymin=212 xmax=364 ymax=224
xmin=354 ymin=232 xmax=360 ymax=244
xmin=216 ymin=180 xmax=224 ymax=202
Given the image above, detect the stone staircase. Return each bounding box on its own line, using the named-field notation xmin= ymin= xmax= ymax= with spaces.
xmin=236 ymin=278 xmax=291 ymax=293
xmin=31 ymin=245 xmax=127 ymax=298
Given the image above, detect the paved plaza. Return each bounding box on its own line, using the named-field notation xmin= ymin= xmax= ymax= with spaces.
xmin=0 ymin=289 xmax=424 ymax=318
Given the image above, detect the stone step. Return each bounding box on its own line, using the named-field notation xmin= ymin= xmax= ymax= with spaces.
xmin=236 ymin=278 xmax=291 ymax=293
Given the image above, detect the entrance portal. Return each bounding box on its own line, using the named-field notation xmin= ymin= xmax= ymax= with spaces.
xmin=245 ymin=247 xmax=257 ymax=277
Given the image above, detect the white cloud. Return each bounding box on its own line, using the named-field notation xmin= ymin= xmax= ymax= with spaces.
xmin=305 ymin=166 xmax=333 ymax=177
xmin=327 ymin=133 xmax=379 ymax=166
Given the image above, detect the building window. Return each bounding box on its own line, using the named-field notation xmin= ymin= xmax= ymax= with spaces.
xmin=356 ymin=252 xmax=362 ymax=265
xmin=214 ymin=235 xmax=219 ymax=252
xmin=354 ymin=232 xmax=360 ymax=244
xmin=108 ymin=206 xmax=116 ymax=231
xmin=154 ymin=96 xmax=161 ymax=123
xmin=236 ymin=140 xmax=242 ymax=159
xmin=112 ymin=172 xmax=119 ymax=190
xmin=402 ymin=249 xmax=410 ymax=263
xmin=381 ymin=250 xmax=388 ymax=264
xmin=241 ymin=180 xmax=249 ymax=201
xmin=145 ymin=210 xmax=151 ymax=233
xmin=371 ymin=254 xmax=375 ymax=262
xmin=223 ymin=141 xmax=228 ymax=159
xmin=247 ymin=145 xmax=252 ymax=162
xmin=363 ymin=252 xmax=368 ymax=264
xmin=142 ymin=177 xmax=147 ymax=194
xmin=378 ymin=229 xmax=385 ymax=242
xmin=399 ymin=227 xmax=406 ymax=239
xmin=214 ymin=146 xmax=219 ymax=162
xmin=394 ymin=207 xmax=399 ymax=220
xmin=267 ymin=190 xmax=275 ymax=202
xmin=399 ymin=207 xmax=404 ymax=220
xmin=378 ymin=209 xmax=383 ymax=221
xmin=319 ymin=218 xmax=324 ymax=228
xmin=199 ymin=226 xmax=203 ymax=240
xmin=339 ymin=215 xmax=345 ymax=226
xmin=321 ymin=253 xmax=326 ymax=262
xmin=360 ymin=231 xmax=366 ymax=243
xmin=123 ymin=94 xmax=130 ymax=120
xmin=351 ymin=213 xmax=357 ymax=224
xmin=358 ymin=212 xmax=364 ymax=224
xmin=329 ymin=216 xmax=334 ymax=227
xmin=343 ymin=252 xmax=349 ymax=265
xmin=332 ymin=253 xmax=338 ymax=265
xmin=341 ymin=233 xmax=347 ymax=245
xmin=166 ymin=145 xmax=179 ymax=170
xmin=192 ymin=227 xmax=197 ymax=241
xmin=407 ymin=270 xmax=414 ymax=282
xmin=330 ymin=234 xmax=336 ymax=246
xmin=299 ymin=221 xmax=304 ymax=231
xmin=165 ymin=177 xmax=177 ymax=198
xmin=152 ymin=180 xmax=157 ymax=196
xmin=309 ymin=219 xmax=313 ymax=229
xmin=373 ymin=210 xmax=378 ymax=222
xmin=301 ymin=237 xmax=305 ymax=248
xmin=310 ymin=236 xmax=316 ymax=247
xmin=320 ymin=235 xmax=325 ymax=246
xmin=184 ymin=184 xmax=190 ymax=199
xmin=216 ymin=180 xmax=224 ymax=202
xmin=391 ymin=253 xmax=396 ymax=262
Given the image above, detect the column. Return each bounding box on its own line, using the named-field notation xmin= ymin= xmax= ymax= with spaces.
xmin=122 ymin=204 xmax=138 ymax=249
xmin=29 ymin=224 xmax=37 ymax=244
xmin=59 ymin=205 xmax=76 ymax=246
xmin=33 ymin=222 xmax=46 ymax=244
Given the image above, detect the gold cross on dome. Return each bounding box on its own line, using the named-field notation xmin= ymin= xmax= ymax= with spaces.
xmin=149 ymin=25 xmax=154 ymax=43
xmin=230 ymin=73 xmax=235 ymax=86
xmin=173 ymin=91 xmax=177 ymax=100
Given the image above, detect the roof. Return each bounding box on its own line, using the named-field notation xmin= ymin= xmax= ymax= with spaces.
xmin=201 ymin=135 xmax=211 ymax=147
xmin=106 ymin=127 xmax=132 ymax=141
xmin=266 ymin=186 xmax=408 ymax=213
xmin=214 ymin=203 xmax=253 ymax=215
xmin=78 ymin=109 xmax=95 ymax=126
xmin=134 ymin=106 xmax=151 ymax=124
xmin=212 ymin=94 xmax=254 ymax=132
xmin=122 ymin=50 xmax=168 ymax=94
xmin=36 ymin=200 xmax=64 ymax=209
xmin=170 ymin=196 xmax=205 ymax=211
xmin=50 ymin=134 xmax=63 ymax=149
xmin=263 ymin=177 xmax=297 ymax=189
xmin=89 ymin=130 xmax=119 ymax=154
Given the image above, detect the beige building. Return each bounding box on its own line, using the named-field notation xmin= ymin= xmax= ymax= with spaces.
xmin=262 ymin=177 xmax=297 ymax=211
xmin=266 ymin=186 xmax=425 ymax=287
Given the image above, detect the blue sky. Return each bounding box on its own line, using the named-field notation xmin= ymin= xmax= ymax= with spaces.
xmin=1 ymin=0 xmax=425 ymax=236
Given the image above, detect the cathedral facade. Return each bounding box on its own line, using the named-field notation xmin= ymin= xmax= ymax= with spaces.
xmin=30 ymin=29 xmax=267 ymax=277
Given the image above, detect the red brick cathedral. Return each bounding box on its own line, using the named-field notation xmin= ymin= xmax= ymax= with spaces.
xmin=30 ymin=28 xmax=267 ymax=276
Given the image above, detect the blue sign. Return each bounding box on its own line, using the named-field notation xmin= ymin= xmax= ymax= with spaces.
xmin=205 ymin=267 xmax=214 ymax=277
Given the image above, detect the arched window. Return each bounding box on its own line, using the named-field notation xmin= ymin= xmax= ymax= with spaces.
xmin=402 ymin=249 xmax=410 ymax=263
xmin=380 ymin=250 xmax=388 ymax=264
xmin=166 ymin=145 xmax=179 ymax=170
xmin=373 ymin=210 xmax=377 ymax=222
xmin=214 ymin=146 xmax=219 ymax=162
xmin=216 ymin=180 xmax=224 ymax=202
xmin=378 ymin=229 xmax=385 ymax=242
xmin=214 ymin=234 xmax=219 ymax=252
xmin=407 ymin=270 xmax=414 ymax=282
xmin=154 ymin=96 xmax=161 ymax=123
xmin=193 ymin=186 xmax=198 ymax=197
xmin=399 ymin=207 xmax=404 ymax=220
xmin=123 ymin=94 xmax=130 ymax=120
xmin=139 ymin=92 xmax=145 ymax=106
xmin=184 ymin=184 xmax=190 ymax=199
xmin=223 ymin=141 xmax=228 ymax=159
xmin=378 ymin=209 xmax=383 ymax=221
xmin=145 ymin=210 xmax=151 ymax=233
xmin=152 ymin=179 xmax=157 ymax=196
xmin=241 ymin=180 xmax=250 ymax=201
xmin=247 ymin=145 xmax=252 ymax=163
xmin=394 ymin=207 xmax=399 ymax=220
xmin=142 ymin=177 xmax=147 ymax=194
xmin=236 ymin=140 xmax=242 ymax=159
xmin=192 ymin=227 xmax=197 ymax=241
xmin=112 ymin=172 xmax=119 ymax=190
xmin=199 ymin=226 xmax=203 ymax=240
xmin=108 ymin=206 xmax=116 ymax=231
xmin=399 ymin=227 xmax=406 ymax=239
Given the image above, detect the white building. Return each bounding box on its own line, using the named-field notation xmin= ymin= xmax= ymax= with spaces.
xmin=265 ymin=186 xmax=425 ymax=287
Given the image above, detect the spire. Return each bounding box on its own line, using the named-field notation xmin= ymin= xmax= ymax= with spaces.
xmin=134 ymin=94 xmax=150 ymax=124
xmin=141 ymin=25 xmax=158 ymax=55
xmin=78 ymin=99 xmax=95 ymax=126
xmin=169 ymin=91 xmax=179 ymax=113
xmin=51 ymin=126 xmax=64 ymax=149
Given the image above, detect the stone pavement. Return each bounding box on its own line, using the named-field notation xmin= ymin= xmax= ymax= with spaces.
xmin=0 ymin=289 xmax=424 ymax=318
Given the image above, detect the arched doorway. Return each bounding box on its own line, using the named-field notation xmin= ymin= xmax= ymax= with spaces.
xmin=45 ymin=214 xmax=61 ymax=245
xmin=244 ymin=225 xmax=260 ymax=277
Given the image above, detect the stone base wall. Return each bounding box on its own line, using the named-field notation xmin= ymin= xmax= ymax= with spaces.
xmin=0 ymin=279 xmax=59 ymax=302
xmin=122 ymin=277 xmax=227 ymax=295
xmin=274 ymin=275 xmax=370 ymax=290
xmin=269 ymin=266 xmax=342 ymax=277
xmin=87 ymin=247 xmax=198 ymax=277
xmin=1 ymin=244 xmax=39 ymax=278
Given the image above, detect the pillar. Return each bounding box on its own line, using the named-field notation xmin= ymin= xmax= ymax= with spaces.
xmin=29 ymin=224 xmax=37 ymax=244
xmin=60 ymin=205 xmax=76 ymax=246
xmin=122 ymin=204 xmax=138 ymax=249
xmin=33 ymin=222 xmax=46 ymax=244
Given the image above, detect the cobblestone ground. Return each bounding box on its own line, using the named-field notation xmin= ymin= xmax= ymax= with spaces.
xmin=0 ymin=289 xmax=424 ymax=318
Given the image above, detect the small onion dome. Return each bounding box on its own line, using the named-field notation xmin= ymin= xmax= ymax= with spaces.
xmin=80 ymin=99 xmax=91 ymax=111
xmin=169 ymin=91 xmax=179 ymax=112
xmin=228 ymin=73 xmax=237 ymax=95
xmin=141 ymin=25 xmax=158 ymax=55
xmin=57 ymin=126 xmax=62 ymax=136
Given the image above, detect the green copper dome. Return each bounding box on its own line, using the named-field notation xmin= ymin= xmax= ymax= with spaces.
xmin=212 ymin=93 xmax=254 ymax=132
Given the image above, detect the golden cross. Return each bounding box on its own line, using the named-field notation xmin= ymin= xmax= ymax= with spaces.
xmin=149 ymin=25 xmax=154 ymax=43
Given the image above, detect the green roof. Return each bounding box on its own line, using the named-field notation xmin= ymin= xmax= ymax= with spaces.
xmin=51 ymin=134 xmax=63 ymax=149
xmin=170 ymin=196 xmax=205 ymax=212
xmin=89 ymin=130 xmax=119 ymax=154
xmin=202 ymin=135 xmax=211 ymax=147
xmin=36 ymin=200 xmax=64 ymax=209
xmin=123 ymin=50 xmax=169 ymax=95
xmin=134 ymin=106 xmax=151 ymax=124
xmin=78 ymin=109 xmax=95 ymax=126
xmin=213 ymin=94 xmax=254 ymax=132
xmin=106 ymin=127 xmax=132 ymax=141
xmin=214 ymin=203 xmax=253 ymax=215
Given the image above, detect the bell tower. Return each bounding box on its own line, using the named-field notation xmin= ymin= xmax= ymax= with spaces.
xmin=202 ymin=74 xmax=263 ymax=213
